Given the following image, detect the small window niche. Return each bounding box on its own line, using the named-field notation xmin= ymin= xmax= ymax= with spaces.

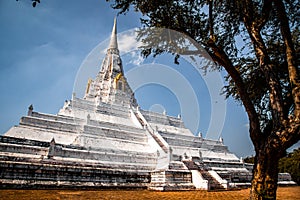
xmin=118 ymin=81 xmax=124 ymax=91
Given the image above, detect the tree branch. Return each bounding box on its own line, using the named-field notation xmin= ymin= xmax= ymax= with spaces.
xmin=208 ymin=0 xmax=215 ymax=40
xmin=207 ymin=39 xmax=262 ymax=146
xmin=273 ymin=0 xmax=300 ymax=119
xmin=269 ymin=117 xmax=300 ymax=151
xmin=256 ymin=0 xmax=273 ymax=30
xmin=243 ymin=0 xmax=285 ymax=127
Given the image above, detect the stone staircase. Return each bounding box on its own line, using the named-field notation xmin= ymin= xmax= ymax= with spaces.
xmin=199 ymin=170 xmax=225 ymax=190
xmin=145 ymin=126 xmax=169 ymax=153
xmin=183 ymin=160 xmax=199 ymax=170
xmin=133 ymin=110 xmax=169 ymax=153
xmin=183 ymin=160 xmax=225 ymax=190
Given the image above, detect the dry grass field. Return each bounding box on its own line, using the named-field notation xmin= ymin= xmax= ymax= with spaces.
xmin=0 ymin=187 xmax=299 ymax=200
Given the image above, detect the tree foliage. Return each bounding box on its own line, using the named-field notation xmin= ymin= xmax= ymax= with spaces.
xmin=244 ymin=156 xmax=255 ymax=164
xmin=107 ymin=0 xmax=299 ymax=127
xmin=278 ymin=148 xmax=300 ymax=185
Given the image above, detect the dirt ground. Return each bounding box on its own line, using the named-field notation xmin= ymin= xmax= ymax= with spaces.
xmin=0 ymin=186 xmax=299 ymax=200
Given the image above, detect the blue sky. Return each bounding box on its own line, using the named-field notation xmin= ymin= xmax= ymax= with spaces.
xmin=1 ymin=0 xmax=296 ymax=158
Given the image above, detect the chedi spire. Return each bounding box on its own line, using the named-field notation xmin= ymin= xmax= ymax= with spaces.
xmin=83 ymin=17 xmax=137 ymax=107
xmin=108 ymin=17 xmax=118 ymax=50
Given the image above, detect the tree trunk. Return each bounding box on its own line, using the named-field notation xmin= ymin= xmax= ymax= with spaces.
xmin=250 ymin=146 xmax=280 ymax=200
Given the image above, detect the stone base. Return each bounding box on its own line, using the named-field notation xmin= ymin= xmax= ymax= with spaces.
xmin=0 ymin=179 xmax=148 ymax=189
xmin=0 ymin=159 xmax=151 ymax=189
xmin=149 ymin=170 xmax=195 ymax=191
xmin=0 ymin=136 xmax=153 ymax=189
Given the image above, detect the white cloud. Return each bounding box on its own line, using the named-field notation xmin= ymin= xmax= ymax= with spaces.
xmin=118 ymin=29 xmax=143 ymax=53
xmin=125 ymin=51 xmax=144 ymax=66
